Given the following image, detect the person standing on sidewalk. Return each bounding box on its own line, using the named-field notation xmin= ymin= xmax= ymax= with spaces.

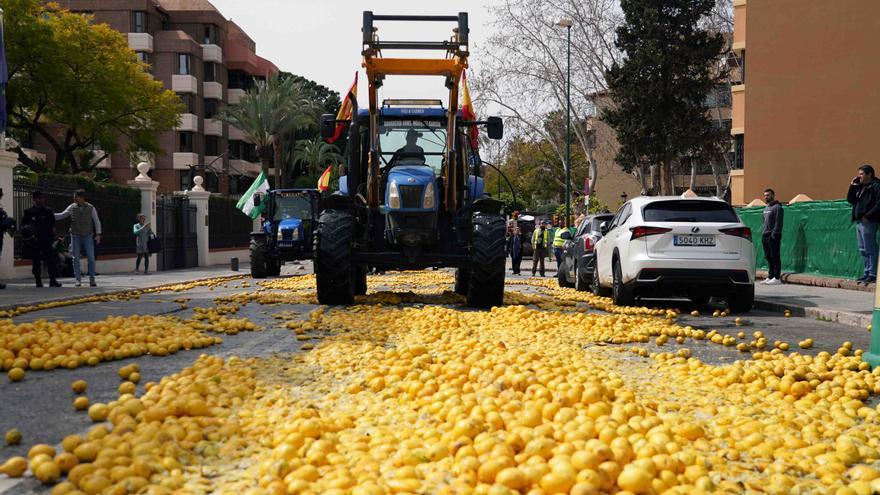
xmin=133 ymin=213 xmax=153 ymax=274
xmin=55 ymin=189 xmax=102 ymax=287
xmin=507 ymin=227 xmax=523 ymax=275
xmin=21 ymin=191 xmax=61 ymax=287
xmin=761 ymin=188 xmax=784 ymax=285
xmin=532 ymin=222 xmax=549 ymax=277
xmin=847 ymin=165 xmax=880 ymax=284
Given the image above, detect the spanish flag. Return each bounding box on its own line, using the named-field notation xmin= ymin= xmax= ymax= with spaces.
xmin=327 ymin=72 xmax=358 ymax=144
xmin=460 ymin=69 xmax=478 ymax=150
xmin=317 ymin=165 xmax=333 ymax=192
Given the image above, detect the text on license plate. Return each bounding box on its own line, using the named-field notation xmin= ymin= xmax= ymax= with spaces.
xmin=673 ymin=235 xmax=715 ymax=246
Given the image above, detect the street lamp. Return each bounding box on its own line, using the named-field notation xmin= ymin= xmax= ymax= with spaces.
xmin=555 ymin=19 xmax=573 ymax=229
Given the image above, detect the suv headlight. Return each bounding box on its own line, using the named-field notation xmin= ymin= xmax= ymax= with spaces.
xmin=423 ymin=182 xmax=435 ymax=209
xmin=388 ymin=181 xmax=401 ymax=209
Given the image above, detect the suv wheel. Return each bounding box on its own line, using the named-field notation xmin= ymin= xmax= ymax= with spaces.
xmin=574 ymin=264 xmax=586 ymax=292
xmin=591 ymin=261 xmax=610 ymax=296
xmin=728 ymin=285 xmax=755 ymax=313
xmin=612 ymin=259 xmax=635 ymax=306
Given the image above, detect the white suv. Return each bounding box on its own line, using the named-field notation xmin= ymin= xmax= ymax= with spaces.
xmin=591 ymin=196 xmax=755 ymax=311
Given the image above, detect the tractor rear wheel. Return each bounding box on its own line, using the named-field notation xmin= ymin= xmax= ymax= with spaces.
xmin=315 ymin=210 xmax=355 ymax=305
xmin=250 ymin=237 xmax=267 ymax=279
xmin=467 ymin=213 xmax=506 ymax=308
xmin=454 ymin=268 xmax=470 ymax=296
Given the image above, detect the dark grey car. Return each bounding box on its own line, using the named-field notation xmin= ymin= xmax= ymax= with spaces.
xmin=558 ymin=214 xmax=615 ymax=290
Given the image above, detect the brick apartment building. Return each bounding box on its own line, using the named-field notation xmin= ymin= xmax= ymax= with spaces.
xmin=43 ymin=0 xmax=278 ymax=194
xmin=729 ymin=0 xmax=880 ymax=205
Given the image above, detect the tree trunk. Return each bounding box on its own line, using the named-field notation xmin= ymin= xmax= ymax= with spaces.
xmin=661 ymin=155 xmax=675 ymax=196
xmin=711 ymin=161 xmax=723 ymax=197
xmin=587 ymin=147 xmax=598 ymax=201
xmin=689 ymin=159 xmax=697 ymax=192
xmin=650 ymin=163 xmax=660 ymax=196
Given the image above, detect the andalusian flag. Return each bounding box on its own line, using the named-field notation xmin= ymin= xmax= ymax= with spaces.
xmin=317 ymin=166 xmax=333 ymax=192
xmin=236 ymin=171 xmax=270 ymax=219
xmin=327 ymin=72 xmax=358 ymax=144
xmin=460 ymin=69 xmax=478 ymax=150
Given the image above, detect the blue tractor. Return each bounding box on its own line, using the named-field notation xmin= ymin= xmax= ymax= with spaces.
xmin=249 ymin=189 xmax=320 ymax=278
xmin=315 ymin=12 xmax=506 ymax=307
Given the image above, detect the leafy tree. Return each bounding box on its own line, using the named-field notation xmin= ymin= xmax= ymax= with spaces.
xmin=293 ymin=138 xmax=343 ymax=177
xmin=218 ymin=74 xmax=320 ymax=187
xmin=603 ymin=0 xmax=726 ymax=195
xmin=4 ymin=0 xmax=182 ymax=172
xmin=279 ymin=72 xmax=341 ymax=115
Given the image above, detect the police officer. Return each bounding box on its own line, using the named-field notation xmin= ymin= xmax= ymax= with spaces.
xmin=531 ymin=221 xmax=549 ymax=277
xmin=22 ymin=191 xmax=61 ymax=287
xmin=552 ymin=222 xmax=568 ymax=267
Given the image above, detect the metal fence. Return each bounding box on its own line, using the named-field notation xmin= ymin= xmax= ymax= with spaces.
xmin=209 ymin=194 xmax=253 ymax=249
xmin=12 ymin=176 xmax=142 ymax=259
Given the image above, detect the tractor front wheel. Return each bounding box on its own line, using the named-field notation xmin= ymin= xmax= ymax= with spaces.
xmin=466 ymin=213 xmax=506 ymax=308
xmin=250 ymin=237 xmax=268 ymax=279
xmin=315 ymin=210 xmax=355 ymax=305
xmin=454 ymin=267 xmax=470 ymax=296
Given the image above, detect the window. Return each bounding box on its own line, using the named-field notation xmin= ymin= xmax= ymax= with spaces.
xmin=643 ymin=200 xmax=739 ymax=223
xmin=204 ymin=99 xmax=219 ymax=119
xmin=734 ymin=134 xmax=744 ymax=169
xmin=618 ymin=204 xmax=633 ymax=226
xmin=203 ymin=24 xmax=218 ymax=44
xmin=135 ymin=52 xmax=151 ymax=65
xmin=177 ymin=93 xmax=195 ymax=113
xmin=180 ymin=171 xmax=192 ymax=192
xmin=204 ymin=62 xmax=216 ymax=82
xmin=228 ymin=70 xmax=251 ymax=90
xmin=179 ymin=132 xmax=194 ymax=152
xmin=178 ymin=54 xmax=191 ymax=75
xmin=133 ymin=11 xmax=147 ymax=33
xmin=205 ymin=136 xmax=220 ymax=156
xmin=705 ymin=86 xmax=732 ymax=108
xmin=205 ymin=173 xmax=219 ymax=192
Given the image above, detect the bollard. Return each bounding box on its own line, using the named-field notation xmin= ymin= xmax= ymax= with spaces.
xmin=863 ymin=281 xmax=880 ymax=368
xmin=230 ymin=257 xmax=239 ymax=271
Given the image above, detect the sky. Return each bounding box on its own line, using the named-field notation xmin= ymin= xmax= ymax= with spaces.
xmin=209 ymin=0 xmax=493 ymax=104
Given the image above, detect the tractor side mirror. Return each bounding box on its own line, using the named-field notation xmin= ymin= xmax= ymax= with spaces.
xmin=600 ymin=221 xmax=609 ymax=235
xmin=487 ymin=116 xmax=504 ymax=140
xmin=560 ymin=230 xmax=572 ymax=240
xmin=253 ymin=194 xmax=262 ymax=207
xmin=320 ymin=114 xmax=337 ymax=139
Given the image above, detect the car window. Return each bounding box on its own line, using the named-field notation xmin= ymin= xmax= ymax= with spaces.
xmin=617 ymin=204 xmax=632 ymax=228
xmin=643 ymin=200 xmax=739 ymax=222
xmin=575 ymin=220 xmax=590 ymax=237
xmin=607 ymin=204 xmax=629 ymax=231
xmin=592 ymin=216 xmax=613 ymax=232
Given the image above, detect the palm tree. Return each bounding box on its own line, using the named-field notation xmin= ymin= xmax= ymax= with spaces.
xmin=293 ymin=138 xmax=344 ymax=177
xmin=218 ymin=74 xmax=319 ymax=187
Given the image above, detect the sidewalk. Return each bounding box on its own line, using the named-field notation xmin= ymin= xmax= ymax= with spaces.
xmin=0 ymin=264 xmax=251 ymax=311
xmin=754 ymin=282 xmax=874 ymax=328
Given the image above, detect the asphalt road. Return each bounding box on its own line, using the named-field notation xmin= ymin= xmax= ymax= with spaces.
xmin=0 ymin=271 xmax=873 ymax=493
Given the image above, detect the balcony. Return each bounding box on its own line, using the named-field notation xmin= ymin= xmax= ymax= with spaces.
xmin=204 ymin=118 xmax=223 ymax=136
xmin=203 ymin=81 xmax=223 ymax=100
xmin=175 ymin=113 xmax=199 ymax=132
xmin=172 ymin=75 xmax=198 ymax=94
xmin=173 ymin=152 xmax=199 ymax=170
xmin=202 ymin=44 xmax=223 ymax=64
xmin=128 ymin=33 xmax=154 ymax=53
xmin=228 ymin=125 xmax=247 ymax=141
xmin=228 ymin=88 xmax=246 ymax=105
xmin=731 ymin=85 xmax=745 ymax=135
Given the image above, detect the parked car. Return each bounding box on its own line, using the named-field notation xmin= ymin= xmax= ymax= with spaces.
xmin=591 ymin=196 xmax=755 ymax=311
xmin=557 ymin=213 xmax=615 ymax=290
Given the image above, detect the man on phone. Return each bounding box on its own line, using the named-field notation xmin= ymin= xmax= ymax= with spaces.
xmin=761 ymin=189 xmax=784 ymax=285
xmin=847 ymin=165 xmax=880 ymax=284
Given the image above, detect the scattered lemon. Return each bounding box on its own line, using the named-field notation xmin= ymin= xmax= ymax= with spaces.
xmin=73 ymin=397 xmax=90 ymax=411
xmin=71 ymin=380 xmax=87 ymax=394
xmin=4 ymin=428 xmax=22 ymax=446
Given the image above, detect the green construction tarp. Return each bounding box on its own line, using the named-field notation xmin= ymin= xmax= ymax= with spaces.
xmin=737 ymin=200 xmax=871 ymax=280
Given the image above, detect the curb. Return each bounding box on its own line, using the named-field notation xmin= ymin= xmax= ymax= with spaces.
xmin=0 ymin=273 xmax=245 ymax=313
xmin=757 ymin=270 xmax=874 ymax=293
xmin=753 ymin=298 xmax=871 ymax=329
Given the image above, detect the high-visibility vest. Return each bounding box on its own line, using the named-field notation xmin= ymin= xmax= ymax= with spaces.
xmin=532 ymin=229 xmax=547 ymax=249
xmin=552 ymin=230 xmax=567 ymax=248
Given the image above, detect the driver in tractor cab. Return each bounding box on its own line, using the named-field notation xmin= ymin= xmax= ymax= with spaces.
xmin=388 ymin=129 xmax=426 ymax=169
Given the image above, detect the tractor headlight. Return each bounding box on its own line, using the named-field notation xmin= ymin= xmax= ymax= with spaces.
xmin=388 ymin=181 xmax=401 ymax=209
xmin=276 ymin=229 xmax=283 ymax=240
xmin=291 ymin=228 xmax=300 ymax=241
xmin=423 ymin=182 xmax=435 ymax=209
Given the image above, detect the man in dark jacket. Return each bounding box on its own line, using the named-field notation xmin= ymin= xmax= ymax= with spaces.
xmin=507 ymin=227 xmax=523 ymax=275
xmin=847 ymin=165 xmax=880 ymax=283
xmin=761 ymin=189 xmax=784 ymax=285
xmin=22 ymin=191 xmax=61 ymax=287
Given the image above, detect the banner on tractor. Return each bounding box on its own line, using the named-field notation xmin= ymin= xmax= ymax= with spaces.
xmin=327 ymin=72 xmax=358 ymax=144
xmin=460 ymin=70 xmax=478 ymax=150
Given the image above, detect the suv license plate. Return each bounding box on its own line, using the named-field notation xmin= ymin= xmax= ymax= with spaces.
xmin=674 ymin=235 xmax=715 ymax=247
